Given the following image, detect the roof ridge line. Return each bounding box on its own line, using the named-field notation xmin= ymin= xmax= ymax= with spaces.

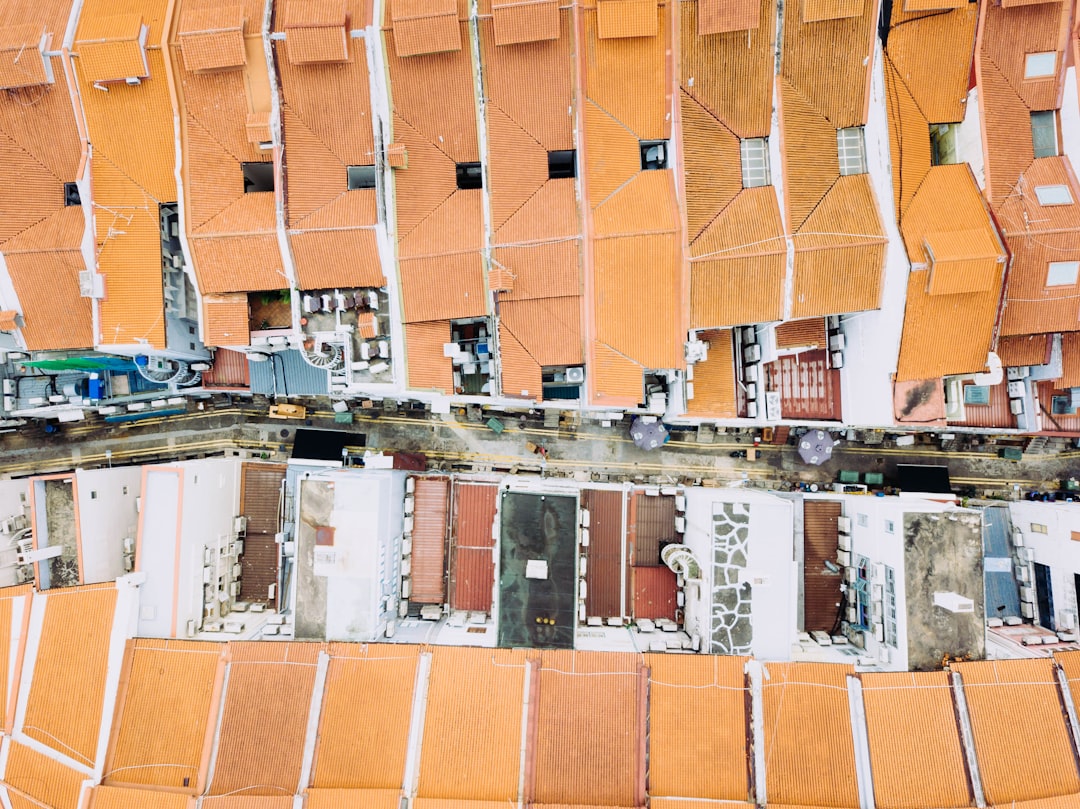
xmin=499 ymin=319 xmax=544 ymax=368
xmin=679 ymin=87 xmax=740 ymax=139
xmin=289 ymin=189 xmax=351 ymax=230
xmin=397 ymin=188 xmax=467 ymax=243
xmin=282 ymin=101 xmax=350 ymax=168
xmin=492 ymin=180 xmax=548 ymax=235
xmin=0 ymin=126 xmax=65 ymax=188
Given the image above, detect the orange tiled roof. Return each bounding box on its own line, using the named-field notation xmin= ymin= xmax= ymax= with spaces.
xmin=75 ymin=13 xmax=149 ymax=83
xmin=697 ymin=0 xmax=761 ymax=34
xmin=312 ymin=643 xmax=421 ymax=789
xmin=500 ymin=296 xmax=583 ymax=367
xmin=90 ymin=786 xmax=193 ymax=809
xmin=389 ymin=0 xmax=462 ymax=57
xmin=405 ymin=321 xmax=454 ymax=391
xmin=882 ymin=57 xmax=932 ymax=219
xmin=202 ymin=294 xmax=250 ymax=348
xmin=208 ymin=642 xmax=323 ymax=797
xmin=0 ymin=584 xmax=32 ymax=730
xmin=761 ymin=662 xmax=859 ymax=807
xmin=0 ymin=24 xmax=52 ymax=89
xmin=308 ymin=791 xmax=400 ymax=809
xmin=895 ymin=165 xmax=1006 ymax=380
xmin=680 ymin=92 xmax=742 ymax=240
xmin=954 ymin=659 xmax=1080 ymax=803
xmin=1059 ymin=332 xmax=1080 ymax=388
xmin=685 ymin=329 xmax=736 ymax=417
xmin=498 ymin=321 xmax=543 ymax=399
xmin=646 ymin=653 xmax=749 ymax=800
xmin=417 ymin=647 xmax=527 ymax=800
xmin=282 ymin=0 xmax=350 ymax=64
xmin=4 ymin=740 xmax=87 ymax=809
xmin=177 ymin=5 xmax=246 ymax=72
xmin=597 ymin=0 xmax=659 ymax=39
xmin=105 ymin=639 xmax=224 ymax=790
xmin=491 ymin=0 xmax=559 ymax=45
xmin=862 ymin=671 xmax=973 ymax=809
xmin=775 ymin=318 xmax=826 ymax=350
xmin=22 ymin=583 xmax=118 ymax=766
xmin=802 ymin=0 xmax=862 ymax=23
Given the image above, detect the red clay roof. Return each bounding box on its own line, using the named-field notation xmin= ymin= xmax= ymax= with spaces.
xmin=176 ymin=5 xmax=246 ymax=72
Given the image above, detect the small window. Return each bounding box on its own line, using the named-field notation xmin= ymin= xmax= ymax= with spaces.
xmin=1024 ymin=52 xmax=1056 ymax=79
xmin=64 ymin=182 xmax=81 ymax=207
xmin=1031 ymin=523 xmax=1048 ymax=534
xmin=122 ymin=486 xmax=128 ymax=495
xmin=188 ymin=325 xmax=196 ymax=335
xmin=640 ymin=140 xmax=668 ymax=171
xmin=857 ymin=513 xmax=868 ymax=527
xmin=837 ymin=127 xmax=867 ymax=175
xmin=347 ymin=165 xmax=377 ymax=190
xmin=456 ymin=162 xmax=483 ymax=190
xmin=740 ymin=137 xmax=770 ymax=188
xmin=885 ymin=520 xmax=895 ymax=534
xmin=1047 ymin=261 xmax=1080 ymax=287
xmin=1031 ymin=111 xmax=1059 ymax=158
xmin=241 ymin=162 xmax=275 ymax=193
xmin=1034 ymin=185 xmax=1073 ymax=206
xmin=548 ymin=150 xmax=576 ymax=180
xmin=90 ymin=491 xmax=98 ymax=499
xmin=930 ymin=124 xmax=956 ymax=166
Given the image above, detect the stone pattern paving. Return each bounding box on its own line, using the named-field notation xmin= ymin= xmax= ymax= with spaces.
xmin=711 ymin=502 xmax=752 ymax=655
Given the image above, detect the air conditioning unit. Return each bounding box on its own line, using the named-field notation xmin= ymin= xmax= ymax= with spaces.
xmin=744 ymin=364 xmax=758 ymax=383
xmin=837 ymin=549 xmax=851 ymax=567
xmin=745 ymin=382 xmax=757 ymax=401
xmin=401 ymin=538 xmax=412 ymax=555
xmin=829 ymin=333 xmax=846 ymax=351
xmin=233 ymin=540 xmax=244 ymax=557
xmin=1016 ymin=565 xmax=1030 ymax=582
xmin=401 ymin=557 xmax=411 ymax=576
xmin=1010 ymin=398 xmax=1025 ymax=415
xmin=401 ymin=577 xmax=411 ymax=598
xmin=566 ymin=367 xmax=585 ymax=384
xmin=404 ymin=495 xmax=415 ymax=515
xmin=826 ymin=315 xmax=840 ymax=330
xmin=1021 ymin=601 xmax=1034 ymax=619
xmin=186 ymin=619 xmax=197 ymax=637
xmin=123 ymin=554 xmax=134 ymax=572
xmin=746 ymin=401 xmax=758 ymax=418
xmin=580 ymin=527 xmax=589 ymax=547
xmin=578 ymin=580 xmax=587 ymax=600
xmin=846 ymin=605 xmax=858 ymax=623
xmin=406 ymin=477 xmax=415 ymax=494
xmin=742 ymin=326 xmax=755 ymax=344
xmin=844 ymin=566 xmax=857 ymax=583
xmin=743 ymin=345 xmax=761 ymax=363
xmin=1007 ymin=366 xmax=1030 ymax=381
xmin=1013 ymin=531 xmax=1025 ymax=547
xmin=873 ymin=622 xmax=884 ymax=641
xmin=675 ymin=516 xmax=686 ymax=533
xmin=1021 ymin=586 xmax=1035 ymax=603
xmin=831 ymin=351 xmax=844 ymax=369
xmin=838 ymin=534 xmax=852 ymax=552
xmin=580 ymin=509 xmax=591 ymax=528
xmin=230 ymin=582 xmax=240 ymax=597
xmin=1007 ymin=381 xmax=1025 ymax=398
xmin=1 ymin=380 xmax=12 ymax=395
xmin=838 ymin=516 xmax=852 ymax=533
xmin=233 ymin=516 xmax=247 ymax=534
xmin=579 ymin=555 xmax=587 ymax=576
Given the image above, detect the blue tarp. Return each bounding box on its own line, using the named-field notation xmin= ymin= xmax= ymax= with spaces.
xmin=983 ymin=506 xmax=1021 ymax=618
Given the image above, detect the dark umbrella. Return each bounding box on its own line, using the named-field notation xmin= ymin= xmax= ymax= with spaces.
xmin=798 ymin=429 xmax=837 ymax=465
xmin=630 ymin=417 xmax=669 ymax=451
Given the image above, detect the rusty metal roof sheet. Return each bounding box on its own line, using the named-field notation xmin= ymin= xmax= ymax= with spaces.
xmin=410 ymin=477 xmax=449 ymax=604
xmin=582 ymin=489 xmax=625 ymax=618
xmin=802 ymin=500 xmax=842 ymax=632
xmin=449 ymin=483 xmax=497 ymax=612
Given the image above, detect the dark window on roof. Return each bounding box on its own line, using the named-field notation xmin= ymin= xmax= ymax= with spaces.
xmin=456 ymin=162 xmax=483 ymax=190
xmin=64 ymin=182 xmax=81 ymax=207
xmin=640 ymin=140 xmax=668 ymax=171
xmin=347 ymin=165 xmax=377 ymax=190
xmin=1031 ymin=110 xmax=1059 ymax=158
xmin=242 ymin=162 xmax=275 ymax=193
xmin=548 ymin=150 xmax=576 ymax=180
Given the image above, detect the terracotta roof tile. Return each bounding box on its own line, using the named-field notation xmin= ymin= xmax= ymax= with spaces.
xmin=290 ymin=227 xmax=384 ymax=290
xmin=697 ymin=0 xmax=761 ymax=33
xmin=594 ymin=170 xmax=677 ymax=236
xmin=75 ymin=14 xmax=149 ymax=83
xmin=979 ymin=55 xmax=1038 ymax=204
xmin=3 ymin=240 xmax=93 ymax=351
xmin=779 ymin=79 xmax=841 ymax=231
xmin=591 ymin=342 xmax=644 ymax=405
xmin=203 ymin=294 xmax=251 ymax=347
xmin=4 ymin=740 xmax=86 ymax=809
xmin=208 ymin=642 xmax=323 ymax=797
xmin=23 ymin=584 xmax=118 ymax=767
xmin=775 ymin=318 xmax=826 ymax=349
xmin=498 ymin=320 xmax=543 ymax=399
xmin=0 ymin=24 xmax=52 ymax=89
xmin=492 ymin=0 xmax=559 ymax=45
xmin=203 ymin=798 xmax=294 ymax=809
xmin=283 ymin=0 xmax=350 ymax=64
xmin=417 ymin=647 xmax=527 ymax=800
xmin=405 ymin=320 xmax=454 ymax=391
xmin=177 ymin=6 xmax=247 ymax=72
xmin=761 ymin=662 xmax=859 ymax=807
xmin=981 ymin=0 xmax=1068 ymax=113
xmin=313 ymin=644 xmax=421 ymax=788
xmin=390 ymin=0 xmax=462 ymax=57
xmin=190 ymin=234 xmax=289 ymax=294
xmin=597 ymin=0 xmax=658 ymax=39
xmin=781 ymin=0 xmax=877 ymax=128
xmin=685 ymin=329 xmax=737 ymax=417
xmin=391 ymin=115 xmax=458 ymax=237
xmin=493 ymin=240 xmax=581 ymax=301
xmin=689 ymin=187 xmax=787 ymax=328
xmin=998 ymin=333 xmax=1051 ymax=366
xmin=885 ymin=5 xmax=977 ymax=126
xmin=583 ymin=102 xmax=642 ymax=205
xmin=90 ymin=786 xmax=193 ymax=809
xmin=883 ymin=57 xmax=932 ymax=219
xmin=791 ymin=175 xmax=887 ymax=318
xmin=679 ymin=91 xmax=742 ymax=241
xmin=486 ymin=106 xmax=549 ymax=230
xmin=294 ymin=189 xmax=378 ymax=232
xmin=495 ymin=180 xmax=581 ymax=244
xmin=0 ymin=585 xmax=31 ymax=728
xmin=307 ymin=791 xmax=401 ymax=809
xmin=499 ymin=296 xmax=583 ymax=366
xmin=106 ymin=639 xmax=224 ymax=789
xmin=954 ymin=659 xmax=1080 ymax=803
xmin=861 ymin=671 xmax=973 ymax=809
xmin=1058 ymin=332 xmax=1080 ymax=388
xmin=646 ymin=653 xmax=749 ymax=800
xmin=584 ymin=8 xmax=668 ymax=140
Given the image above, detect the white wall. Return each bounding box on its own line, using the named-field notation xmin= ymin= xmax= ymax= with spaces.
xmin=1062 ymin=67 xmax=1079 ymax=169
xmin=1009 ymin=501 xmax=1080 ymax=630
xmin=75 ymin=467 xmax=143 ymax=584
xmin=0 ymin=480 xmax=29 ymax=589
xmin=136 ymin=468 xmax=181 ymax=637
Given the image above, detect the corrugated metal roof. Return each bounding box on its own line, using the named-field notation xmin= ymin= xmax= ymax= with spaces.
xmin=765 ymin=350 xmax=842 ymax=420
xmin=208 ymin=642 xmax=322 ymax=796
xmin=449 ymin=483 xmax=497 ymax=612
xmin=532 ymin=650 xmax=644 ymax=805
xmin=775 ymin=318 xmax=826 ymax=350
xmin=1058 ymin=332 xmax=1080 ymax=388
xmin=632 ymin=565 xmax=677 ymax=620
xmin=954 ymin=659 xmax=1080 ymax=802
xmin=582 ymin=489 xmax=624 ymax=618
xmin=862 ymin=671 xmax=973 ymax=809
xmin=238 ymin=463 xmax=285 ymax=604
xmin=203 ymin=348 xmax=252 ymax=389
xmin=410 ymin=477 xmax=449 ymax=604
xmin=947 ymin=380 xmax=1015 ymax=429
xmin=417 ymin=646 xmax=527 ymax=800
xmin=646 ymin=653 xmax=750 ymax=800
xmin=630 ymin=492 xmax=676 ymax=566
xmin=313 ymin=644 xmax=421 ymax=788
xmin=23 ymin=584 xmax=117 ymax=766
xmin=249 ymin=349 xmax=330 ymax=397
xmin=761 ymin=662 xmax=859 ymax=807
xmin=106 ymin=639 xmax=223 ymax=789
xmin=802 ymin=500 xmax=842 ymax=632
